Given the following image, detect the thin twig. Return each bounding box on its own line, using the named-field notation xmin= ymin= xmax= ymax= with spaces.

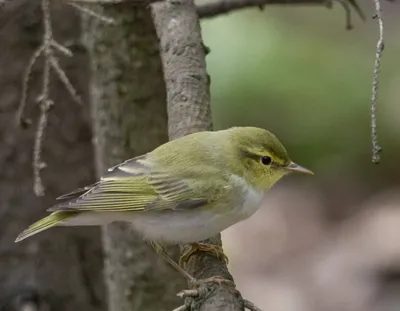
xmin=243 ymin=299 xmax=263 ymax=311
xmin=172 ymin=305 xmax=189 ymax=311
xmin=346 ymin=0 xmax=365 ymax=21
xmin=16 ymin=46 xmax=45 ymax=127
xmin=66 ymin=0 xmax=364 ymax=27
xmin=33 ymin=0 xmax=53 ymax=197
xmin=197 ymin=0 xmax=329 ymax=18
xmin=51 ymin=40 xmax=73 ymax=57
xmin=371 ymin=0 xmax=384 ymax=163
xmin=16 ymin=0 xmax=84 ymax=196
xmin=33 ymin=99 xmax=51 ymax=197
xmin=336 ymin=0 xmax=353 ymax=29
xmin=50 ymin=56 xmax=82 ymax=104
xmin=197 ymin=0 xmax=364 ymax=27
xmin=34 ymin=0 xmax=51 ymax=196
xmin=177 ymin=289 xmax=199 ymax=299
xmin=69 ymin=2 xmax=117 ymax=25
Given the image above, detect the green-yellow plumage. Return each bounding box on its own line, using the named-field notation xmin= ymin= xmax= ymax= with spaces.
xmin=16 ymin=127 xmax=312 ymax=244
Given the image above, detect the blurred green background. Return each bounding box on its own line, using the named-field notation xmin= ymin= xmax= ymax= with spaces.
xmin=201 ymin=3 xmax=400 ymax=180
xmin=200 ymin=7 xmax=400 ymax=310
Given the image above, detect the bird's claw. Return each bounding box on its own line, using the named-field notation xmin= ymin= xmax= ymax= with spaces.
xmin=177 ymin=275 xmax=235 ymax=302
xmin=191 ymin=275 xmax=235 ymax=288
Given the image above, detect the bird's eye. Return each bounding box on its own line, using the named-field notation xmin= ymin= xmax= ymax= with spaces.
xmin=261 ymin=156 xmax=272 ymax=165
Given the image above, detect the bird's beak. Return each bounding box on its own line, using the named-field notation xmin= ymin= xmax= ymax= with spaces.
xmin=285 ymin=161 xmax=314 ymax=175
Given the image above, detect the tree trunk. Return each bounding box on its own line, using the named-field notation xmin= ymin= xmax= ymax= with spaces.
xmin=81 ymin=3 xmax=185 ymax=311
xmin=0 ymin=2 xmax=104 ymax=311
xmin=152 ymin=0 xmax=243 ymax=309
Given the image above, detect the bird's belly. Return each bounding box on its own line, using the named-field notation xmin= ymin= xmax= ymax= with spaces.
xmin=128 ymin=209 xmax=233 ymax=243
xmin=130 ymin=189 xmax=264 ymax=244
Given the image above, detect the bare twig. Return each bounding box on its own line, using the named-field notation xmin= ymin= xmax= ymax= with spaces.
xmin=32 ymin=0 xmax=52 ymax=196
xmin=16 ymin=46 xmax=45 ymax=127
xmin=336 ymin=0 xmax=353 ymax=29
xmin=347 ymin=0 xmax=365 ymax=20
xmin=243 ymin=300 xmax=263 ymax=311
xmin=69 ymin=2 xmax=116 ymax=25
xmin=50 ymin=56 xmax=82 ymax=104
xmin=33 ymin=98 xmax=51 ymax=197
xmin=172 ymin=305 xmax=189 ymax=311
xmin=177 ymin=289 xmax=200 ymax=298
xmin=197 ymin=0 xmax=328 ymax=18
xmin=51 ymin=40 xmax=73 ymax=57
xmin=16 ymin=0 xmax=83 ymax=196
xmin=65 ymin=0 xmax=365 ymax=28
xmin=370 ymin=0 xmax=384 ymax=163
xmin=197 ymin=0 xmax=364 ymax=28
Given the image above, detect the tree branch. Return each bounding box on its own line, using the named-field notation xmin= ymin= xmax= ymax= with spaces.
xmin=65 ymin=0 xmax=364 ymax=26
xmin=196 ymin=0 xmax=364 ymax=27
xmin=81 ymin=2 xmax=185 ymax=310
xmin=370 ymin=0 xmax=384 ymax=163
xmin=197 ymin=0 xmax=329 ymax=19
xmin=152 ymin=0 xmax=253 ymax=310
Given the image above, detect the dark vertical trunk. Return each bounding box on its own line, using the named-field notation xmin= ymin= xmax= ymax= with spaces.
xmin=0 ymin=2 xmax=104 ymax=311
xmin=81 ymin=3 xmax=185 ymax=311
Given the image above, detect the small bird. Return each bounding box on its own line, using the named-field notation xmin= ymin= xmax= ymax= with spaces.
xmin=15 ymin=127 xmax=312 ymax=282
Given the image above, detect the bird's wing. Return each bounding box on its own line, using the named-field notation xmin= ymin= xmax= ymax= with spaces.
xmin=48 ymin=154 xmax=210 ymax=212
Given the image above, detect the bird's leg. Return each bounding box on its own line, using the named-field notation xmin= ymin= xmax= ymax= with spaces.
xmin=150 ymin=241 xmax=196 ymax=282
xmin=158 ymin=246 xmax=233 ymax=287
xmin=159 ymin=249 xmax=197 ymax=283
xmin=179 ymin=242 xmax=229 ymax=269
xmin=176 ymin=243 xmax=235 ymax=301
xmin=151 ymin=241 xmax=233 ymax=287
xmin=178 ymin=242 xmax=233 ymax=288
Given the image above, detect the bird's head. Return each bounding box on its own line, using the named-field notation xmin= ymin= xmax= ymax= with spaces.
xmin=228 ymin=127 xmax=313 ymax=190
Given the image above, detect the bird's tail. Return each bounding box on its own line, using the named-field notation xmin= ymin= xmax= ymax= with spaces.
xmin=15 ymin=211 xmax=78 ymax=243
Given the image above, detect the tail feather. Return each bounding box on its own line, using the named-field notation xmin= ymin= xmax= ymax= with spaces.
xmin=15 ymin=211 xmax=78 ymax=242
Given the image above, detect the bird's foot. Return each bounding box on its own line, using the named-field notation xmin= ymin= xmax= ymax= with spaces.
xmin=191 ymin=275 xmax=235 ymax=287
xmin=179 ymin=242 xmax=229 ymax=269
xmin=176 ymin=275 xmax=235 ymax=305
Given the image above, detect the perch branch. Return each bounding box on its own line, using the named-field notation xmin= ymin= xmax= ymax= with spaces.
xmin=370 ymin=0 xmax=384 ymax=163
xmin=152 ymin=0 xmax=263 ymax=309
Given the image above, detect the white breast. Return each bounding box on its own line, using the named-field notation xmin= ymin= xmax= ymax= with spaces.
xmin=229 ymin=174 xmax=265 ymax=220
xmin=130 ymin=175 xmax=265 ymax=244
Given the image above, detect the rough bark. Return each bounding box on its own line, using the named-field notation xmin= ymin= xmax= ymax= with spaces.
xmin=152 ymin=1 xmax=243 ymax=310
xmin=81 ymin=3 xmax=185 ymax=311
xmin=0 ymin=1 xmax=105 ymax=311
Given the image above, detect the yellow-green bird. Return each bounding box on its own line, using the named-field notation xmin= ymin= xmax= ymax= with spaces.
xmin=16 ymin=127 xmax=312 ymax=281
